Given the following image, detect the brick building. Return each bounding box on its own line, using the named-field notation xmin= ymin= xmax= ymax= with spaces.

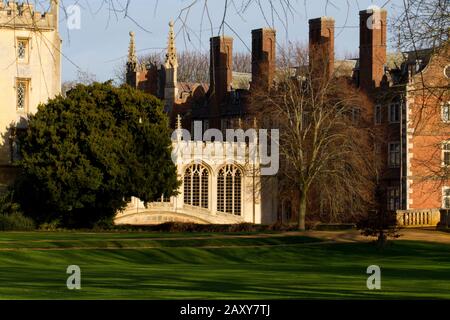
xmin=125 ymin=9 xmax=449 ymax=224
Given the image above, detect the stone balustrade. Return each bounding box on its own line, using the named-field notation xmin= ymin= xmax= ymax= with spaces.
xmin=396 ymin=209 xmax=441 ymax=227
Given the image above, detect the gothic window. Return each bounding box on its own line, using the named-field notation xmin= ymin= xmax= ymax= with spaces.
xmin=184 ymin=164 xmax=209 ymax=209
xmin=16 ymin=80 xmax=28 ymax=111
xmin=217 ymin=165 xmax=242 ymax=215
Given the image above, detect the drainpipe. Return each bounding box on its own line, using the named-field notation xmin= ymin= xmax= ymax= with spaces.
xmin=400 ymin=94 xmax=404 ymax=210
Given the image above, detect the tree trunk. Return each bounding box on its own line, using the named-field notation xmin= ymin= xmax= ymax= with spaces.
xmin=298 ymin=190 xmax=307 ymax=231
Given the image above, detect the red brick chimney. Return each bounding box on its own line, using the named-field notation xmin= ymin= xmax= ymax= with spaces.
xmin=359 ymin=8 xmax=387 ymax=92
xmin=309 ymin=17 xmax=335 ymax=78
xmin=209 ymin=36 xmax=233 ymax=106
xmin=251 ymin=28 xmax=276 ymax=91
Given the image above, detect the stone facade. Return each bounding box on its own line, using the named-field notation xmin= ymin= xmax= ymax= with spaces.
xmin=0 ymin=0 xmax=61 ymax=188
xmin=116 ymin=119 xmax=278 ymax=225
xmin=122 ymin=22 xmax=280 ymax=225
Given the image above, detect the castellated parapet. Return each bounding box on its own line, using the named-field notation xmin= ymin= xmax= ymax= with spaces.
xmin=0 ymin=0 xmax=58 ymax=30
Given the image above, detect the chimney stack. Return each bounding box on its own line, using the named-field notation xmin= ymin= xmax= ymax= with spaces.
xmin=251 ymin=28 xmax=276 ymax=91
xmin=309 ymin=17 xmax=335 ymax=78
xmin=359 ymin=8 xmax=387 ymax=92
xmin=210 ymin=36 xmax=233 ymax=106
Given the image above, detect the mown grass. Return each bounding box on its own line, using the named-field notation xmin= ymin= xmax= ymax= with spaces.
xmin=0 ymin=231 xmax=449 ymax=300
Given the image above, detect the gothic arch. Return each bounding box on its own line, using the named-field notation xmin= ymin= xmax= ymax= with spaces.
xmin=183 ymin=163 xmax=211 ymax=209
xmin=216 ymin=164 xmax=243 ymax=216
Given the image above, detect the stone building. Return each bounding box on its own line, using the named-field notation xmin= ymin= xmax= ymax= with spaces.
xmin=119 ymin=21 xmax=279 ymax=225
xmin=0 ymin=0 xmax=61 ymax=188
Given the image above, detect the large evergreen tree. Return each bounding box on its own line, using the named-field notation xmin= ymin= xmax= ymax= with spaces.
xmin=14 ymin=82 xmax=179 ymax=228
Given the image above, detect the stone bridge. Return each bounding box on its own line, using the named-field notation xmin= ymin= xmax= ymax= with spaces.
xmin=115 ymin=198 xmax=246 ymax=225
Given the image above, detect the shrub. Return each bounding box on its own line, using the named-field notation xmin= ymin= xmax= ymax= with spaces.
xmin=39 ymin=219 xmax=62 ymax=231
xmin=0 ymin=191 xmax=35 ymax=231
xmin=14 ymin=82 xmax=179 ymax=228
xmin=92 ymin=217 xmax=115 ymax=231
xmin=111 ymin=222 xmax=300 ymax=233
xmin=0 ymin=213 xmax=35 ymax=231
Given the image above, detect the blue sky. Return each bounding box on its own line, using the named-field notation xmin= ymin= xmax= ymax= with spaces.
xmin=32 ymin=0 xmax=404 ymax=82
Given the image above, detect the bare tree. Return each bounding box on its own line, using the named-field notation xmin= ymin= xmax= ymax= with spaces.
xmin=61 ymin=70 xmax=97 ymax=97
xmin=393 ymin=0 xmax=449 ymax=52
xmin=115 ymin=51 xmax=251 ymax=85
xmin=251 ymin=44 xmax=380 ymax=230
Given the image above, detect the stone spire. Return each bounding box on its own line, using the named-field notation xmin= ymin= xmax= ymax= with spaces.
xmin=127 ymin=31 xmax=138 ymax=72
xmin=164 ymin=20 xmax=178 ymax=69
xmin=164 ymin=20 xmax=179 ymax=114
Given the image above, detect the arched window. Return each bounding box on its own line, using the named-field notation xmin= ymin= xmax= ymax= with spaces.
xmin=184 ymin=164 xmax=209 ymax=209
xmin=217 ymin=165 xmax=242 ymax=215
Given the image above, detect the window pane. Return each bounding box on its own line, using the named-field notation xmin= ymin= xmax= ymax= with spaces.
xmin=17 ymin=82 xmax=26 ymax=110
xmin=18 ymin=41 xmax=26 ymax=59
xmin=217 ymin=165 xmax=242 ymax=215
xmin=375 ymin=105 xmax=382 ymax=124
xmin=445 ymin=152 xmax=450 ymax=166
xmin=443 ymin=104 xmax=450 ymax=122
xmin=184 ymin=164 xmax=209 ymax=208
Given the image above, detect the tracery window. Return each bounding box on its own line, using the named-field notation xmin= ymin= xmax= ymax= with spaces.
xmin=184 ymin=164 xmax=209 ymax=209
xmin=217 ymin=165 xmax=242 ymax=215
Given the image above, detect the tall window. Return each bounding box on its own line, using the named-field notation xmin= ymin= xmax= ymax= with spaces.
xmin=388 ymin=103 xmax=400 ymax=123
xmin=443 ymin=141 xmax=450 ymax=166
xmin=388 ymin=142 xmax=401 ymax=168
xmin=217 ymin=165 xmax=242 ymax=216
xmin=374 ymin=104 xmax=382 ymax=124
xmin=17 ymin=39 xmax=28 ymax=62
xmin=442 ymin=102 xmax=450 ymax=123
xmin=352 ymin=107 xmax=361 ymax=124
xmin=387 ymin=187 xmax=400 ymax=211
xmin=183 ymin=164 xmax=209 ymax=209
xmin=443 ymin=187 xmax=450 ymax=209
xmin=16 ymin=80 xmax=28 ymax=111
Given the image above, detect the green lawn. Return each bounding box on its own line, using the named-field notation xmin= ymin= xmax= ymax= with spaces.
xmin=0 ymin=231 xmax=449 ymax=299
